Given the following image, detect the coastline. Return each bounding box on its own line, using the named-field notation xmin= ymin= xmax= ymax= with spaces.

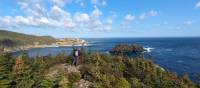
xmin=0 ymin=40 xmax=88 ymax=54
xmin=0 ymin=38 xmax=88 ymax=54
xmin=1 ymin=43 xmax=88 ymax=54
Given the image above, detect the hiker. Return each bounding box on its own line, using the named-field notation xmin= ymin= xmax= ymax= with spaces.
xmin=72 ymin=47 xmax=80 ymax=66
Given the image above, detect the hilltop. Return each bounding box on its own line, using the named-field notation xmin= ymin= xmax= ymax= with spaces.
xmin=0 ymin=30 xmax=87 ymax=53
xmin=0 ymin=29 xmax=56 ymax=46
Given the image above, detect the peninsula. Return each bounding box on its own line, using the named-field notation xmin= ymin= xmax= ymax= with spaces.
xmin=0 ymin=30 xmax=87 ymax=53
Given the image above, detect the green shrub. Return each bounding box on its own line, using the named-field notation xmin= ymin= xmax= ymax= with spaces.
xmin=114 ymin=77 xmax=131 ymax=88
xmin=39 ymin=76 xmax=55 ymax=88
xmin=68 ymin=72 xmax=81 ymax=83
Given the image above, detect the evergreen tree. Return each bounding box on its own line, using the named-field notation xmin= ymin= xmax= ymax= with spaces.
xmin=0 ymin=55 xmax=13 ymax=88
xmin=12 ymin=55 xmax=34 ymax=88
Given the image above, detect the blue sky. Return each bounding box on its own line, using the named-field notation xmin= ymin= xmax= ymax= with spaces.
xmin=0 ymin=0 xmax=200 ymax=38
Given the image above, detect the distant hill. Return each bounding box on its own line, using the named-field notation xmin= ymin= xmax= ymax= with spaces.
xmin=0 ymin=30 xmax=56 ymax=47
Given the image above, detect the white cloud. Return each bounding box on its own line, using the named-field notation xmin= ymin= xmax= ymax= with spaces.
xmin=91 ymin=0 xmax=107 ymax=6
xmin=125 ymin=14 xmax=135 ymax=21
xmin=50 ymin=5 xmax=71 ymax=21
xmin=18 ymin=0 xmax=47 ymax=17
xmin=91 ymin=0 xmax=97 ymax=4
xmin=184 ymin=20 xmax=192 ymax=26
xmin=15 ymin=16 xmax=31 ymax=25
xmin=0 ymin=0 xmax=113 ymax=32
xmin=148 ymin=10 xmax=158 ymax=17
xmin=80 ymin=2 xmax=85 ymax=7
xmin=102 ymin=1 xmax=107 ymax=6
xmin=1 ymin=16 xmax=13 ymax=25
xmin=139 ymin=10 xmax=158 ymax=20
xmin=195 ymin=1 xmax=200 ymax=8
xmin=103 ymin=17 xmax=113 ymax=31
xmin=51 ymin=0 xmax=85 ymax=7
xmin=172 ymin=20 xmax=193 ymax=30
xmin=139 ymin=13 xmax=146 ymax=20
xmin=52 ymin=0 xmax=73 ymax=7
xmin=74 ymin=13 xmax=90 ymax=23
xmin=38 ymin=17 xmax=50 ymax=25
xmin=1 ymin=0 xmax=162 ymax=34
xmin=80 ymin=6 xmax=102 ymax=30
xmin=91 ymin=6 xmax=102 ymax=18
xmin=121 ymin=14 xmax=135 ymax=29
xmin=0 ymin=16 xmax=48 ymax=27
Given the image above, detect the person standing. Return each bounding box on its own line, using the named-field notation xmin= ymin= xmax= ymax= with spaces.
xmin=72 ymin=47 xmax=80 ymax=66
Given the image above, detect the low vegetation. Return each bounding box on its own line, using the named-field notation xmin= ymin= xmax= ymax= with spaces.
xmin=0 ymin=46 xmax=199 ymax=88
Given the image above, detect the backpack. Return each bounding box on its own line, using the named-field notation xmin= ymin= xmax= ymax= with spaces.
xmin=75 ymin=50 xmax=79 ymax=57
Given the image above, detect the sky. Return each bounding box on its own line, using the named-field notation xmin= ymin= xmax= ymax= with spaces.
xmin=0 ymin=0 xmax=200 ymax=38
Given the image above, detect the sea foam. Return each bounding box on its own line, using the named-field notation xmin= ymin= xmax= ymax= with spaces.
xmin=144 ymin=47 xmax=154 ymax=53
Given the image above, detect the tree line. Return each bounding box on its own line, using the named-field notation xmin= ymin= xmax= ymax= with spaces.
xmin=0 ymin=47 xmax=199 ymax=88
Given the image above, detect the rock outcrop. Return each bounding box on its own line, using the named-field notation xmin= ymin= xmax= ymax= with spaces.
xmin=110 ymin=44 xmax=144 ymax=55
xmin=47 ymin=64 xmax=92 ymax=88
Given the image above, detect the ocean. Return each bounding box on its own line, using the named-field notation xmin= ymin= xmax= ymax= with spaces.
xmin=14 ymin=38 xmax=200 ymax=82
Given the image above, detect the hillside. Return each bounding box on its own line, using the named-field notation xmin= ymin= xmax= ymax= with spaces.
xmin=0 ymin=30 xmax=56 ymax=46
xmin=0 ymin=48 xmax=199 ymax=88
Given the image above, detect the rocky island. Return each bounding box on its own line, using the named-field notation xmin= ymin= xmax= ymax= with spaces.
xmin=110 ymin=44 xmax=145 ymax=56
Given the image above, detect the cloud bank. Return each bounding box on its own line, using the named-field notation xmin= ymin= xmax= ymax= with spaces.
xmin=0 ymin=0 xmax=112 ymax=32
xmin=0 ymin=0 xmax=158 ymax=32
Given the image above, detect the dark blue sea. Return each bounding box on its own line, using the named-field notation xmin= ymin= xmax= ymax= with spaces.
xmin=15 ymin=38 xmax=200 ymax=82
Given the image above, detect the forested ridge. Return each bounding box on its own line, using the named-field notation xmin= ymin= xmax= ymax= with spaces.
xmin=0 ymin=47 xmax=199 ymax=88
xmin=0 ymin=30 xmax=56 ymax=47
